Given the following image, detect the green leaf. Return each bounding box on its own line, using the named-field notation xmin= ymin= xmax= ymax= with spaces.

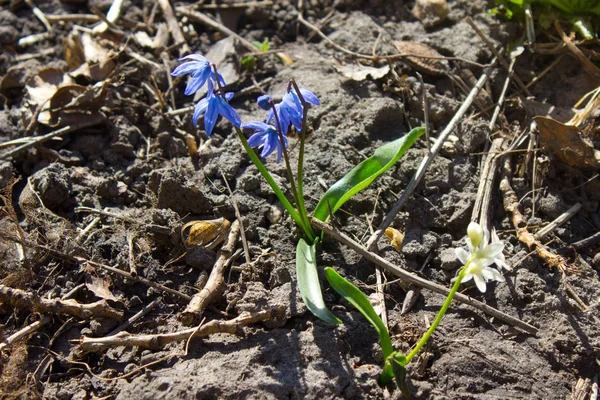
xmin=296 ymin=239 xmax=341 ymax=325
xmin=324 ymin=267 xmax=393 ymax=358
xmin=313 ymin=127 xmax=424 ymax=223
xmin=392 ymin=354 xmax=411 ymax=397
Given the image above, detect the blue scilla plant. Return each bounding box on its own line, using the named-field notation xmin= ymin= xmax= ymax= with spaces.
xmin=172 ymin=54 xmax=424 ymax=326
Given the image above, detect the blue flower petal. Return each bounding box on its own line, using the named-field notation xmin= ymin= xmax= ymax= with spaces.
xmin=192 ymin=98 xmax=209 ymax=127
xmin=242 ymin=121 xmax=272 ymax=131
xmin=217 ymin=97 xmax=241 ymax=127
xmin=248 ymin=130 xmax=268 ymax=147
xmin=184 ymin=68 xmax=210 ymax=95
xmin=204 ymin=101 xmax=219 ymax=136
xmin=300 ymin=88 xmax=320 ymax=105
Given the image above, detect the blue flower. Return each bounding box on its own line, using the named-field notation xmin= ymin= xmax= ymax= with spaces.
xmin=257 ymin=95 xmax=272 ymax=111
xmin=267 ymin=87 xmax=320 ymax=134
xmin=193 ymin=81 xmax=241 ymax=135
xmin=171 ymin=54 xmax=226 ymax=96
xmin=242 ymin=121 xmax=288 ymax=163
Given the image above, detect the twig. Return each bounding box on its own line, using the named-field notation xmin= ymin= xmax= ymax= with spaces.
xmin=0 ymin=285 xmax=123 ymax=321
xmin=489 ymin=50 xmax=518 ymax=131
xmin=196 ymin=1 xmax=273 ymax=9
xmin=554 ymin=21 xmax=600 ymax=80
xmin=108 ymin=297 xmax=162 ymax=336
xmin=45 ymin=14 xmax=100 ymax=23
xmin=464 ymin=17 xmax=532 ymax=97
xmin=220 ymin=170 xmax=251 ymax=268
xmin=499 ymin=157 xmax=568 ymax=271
xmin=179 ymin=220 xmax=241 ymax=326
xmin=471 ymin=137 xmax=504 ymax=231
xmin=75 ymin=306 xmax=284 ymax=354
xmin=0 ymin=115 xmax=105 ymax=160
xmin=92 ymin=0 xmax=124 ymax=33
xmin=534 ymin=203 xmax=582 ymax=240
xmin=75 ymin=216 xmax=101 ymax=245
xmin=83 ymin=258 xmax=191 ymax=302
xmin=24 ymin=0 xmax=52 ymax=32
xmin=572 ymin=231 xmax=600 ymax=250
xmin=0 ymin=316 xmax=52 ymax=352
xmin=127 ymin=232 xmax=138 ymax=276
xmin=75 ymin=206 xmax=172 ymax=235
xmin=176 ymin=8 xmax=255 ymax=52
xmin=312 ymin=219 xmax=538 ymax=334
xmin=525 ymin=54 xmax=565 ymax=89
xmin=416 ymin=72 xmax=431 ymax=153
xmin=366 ymin=65 xmax=494 ymax=251
xmin=159 ymin=0 xmax=190 ymax=56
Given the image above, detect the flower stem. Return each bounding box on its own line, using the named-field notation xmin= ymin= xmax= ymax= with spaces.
xmin=234 ymin=127 xmax=315 ymax=242
xmin=405 ymin=260 xmax=470 ymax=363
xmin=290 ymin=79 xmax=315 ymax=240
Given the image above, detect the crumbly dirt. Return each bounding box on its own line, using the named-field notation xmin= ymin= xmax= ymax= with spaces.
xmin=1 ymin=0 xmax=600 ymax=399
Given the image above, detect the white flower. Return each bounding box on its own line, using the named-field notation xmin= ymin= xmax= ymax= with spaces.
xmin=454 ymin=222 xmax=508 ymax=293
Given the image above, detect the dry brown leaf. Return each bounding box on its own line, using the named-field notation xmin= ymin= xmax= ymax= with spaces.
xmin=182 ymin=218 xmax=231 ymax=250
xmin=85 ymin=275 xmax=119 ymax=302
xmin=25 ymin=67 xmax=73 ymax=109
xmin=69 ymin=32 xmax=116 ymax=81
xmin=333 ymin=60 xmax=390 ymax=81
xmin=384 ymin=227 xmax=404 ymax=251
xmin=535 ymin=116 xmax=600 ymax=170
xmin=134 ymin=23 xmax=169 ymax=49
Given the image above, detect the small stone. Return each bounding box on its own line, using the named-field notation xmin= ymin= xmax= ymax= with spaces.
xmin=440 ymin=248 xmax=461 ymax=270
xmin=412 ymin=0 xmax=449 ymax=29
xmin=267 ymin=205 xmax=283 ymax=225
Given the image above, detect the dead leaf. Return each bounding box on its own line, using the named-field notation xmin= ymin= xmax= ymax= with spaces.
xmin=85 ymin=275 xmax=118 ymax=302
xmin=134 ymin=23 xmax=169 ymax=49
xmin=182 ymin=218 xmax=231 ymax=250
xmin=25 ymin=67 xmax=73 ymax=109
xmin=69 ymin=32 xmax=116 ymax=81
xmin=333 ymin=60 xmax=390 ymax=81
xmin=535 ymin=116 xmax=600 ymax=169
xmin=384 ymin=227 xmax=405 ymax=251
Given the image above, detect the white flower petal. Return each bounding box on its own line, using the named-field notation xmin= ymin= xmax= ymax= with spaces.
xmin=455 ymin=248 xmax=470 ymax=265
xmin=462 ymin=273 xmax=473 ymax=283
xmin=479 ymin=242 xmax=504 ymax=259
xmin=468 ymin=222 xmax=483 ymax=249
xmin=480 ymin=266 xmax=500 ymax=281
xmin=473 ymin=274 xmax=487 ymax=293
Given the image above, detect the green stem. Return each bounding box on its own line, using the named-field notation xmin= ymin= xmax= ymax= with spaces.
xmin=405 ymin=260 xmax=471 ymax=363
xmin=235 ymin=127 xmax=315 ymax=242
xmin=291 ymin=80 xmax=315 ymax=240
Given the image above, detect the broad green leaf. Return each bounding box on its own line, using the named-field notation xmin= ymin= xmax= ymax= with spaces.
xmin=296 ymin=239 xmax=341 ymax=325
xmin=313 ymin=127 xmax=424 ymax=223
xmin=324 ymin=267 xmax=392 ymax=358
xmin=392 ymin=354 xmax=411 ymax=396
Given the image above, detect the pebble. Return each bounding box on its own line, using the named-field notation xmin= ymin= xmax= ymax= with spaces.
xmin=412 ymin=0 xmax=449 ymax=28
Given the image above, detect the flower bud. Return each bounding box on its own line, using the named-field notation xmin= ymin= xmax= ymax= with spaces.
xmin=257 ymin=95 xmax=272 ymax=111
xmin=467 ymin=222 xmax=484 ymax=249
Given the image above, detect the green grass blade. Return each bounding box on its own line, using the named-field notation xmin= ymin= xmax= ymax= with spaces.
xmin=324 ymin=267 xmax=393 ymax=359
xmin=296 ymin=239 xmax=341 ymax=325
xmin=313 ymin=127 xmax=424 ymax=222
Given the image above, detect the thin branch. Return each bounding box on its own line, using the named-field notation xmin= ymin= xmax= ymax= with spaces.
xmin=312 ymin=218 xmax=538 ymax=335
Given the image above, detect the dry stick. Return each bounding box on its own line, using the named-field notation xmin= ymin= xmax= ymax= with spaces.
xmin=75 ymin=206 xmax=172 ymax=236
xmin=416 ymin=72 xmax=431 ymax=152
xmin=471 ymin=138 xmax=504 ymax=230
xmin=0 ymin=316 xmax=52 ymax=352
xmin=24 ymin=0 xmax=52 ymax=31
xmin=312 ymin=219 xmax=538 ymax=335
xmin=525 ymin=54 xmax=566 ymax=89
xmin=464 ymin=17 xmax=532 ymax=97
xmin=108 ymin=297 xmax=162 ymax=336
xmin=0 ymin=285 xmax=123 ymax=321
xmin=196 ymin=1 xmax=274 ymax=9
xmin=158 ymin=0 xmax=190 ymax=56
xmin=179 ymin=220 xmax=241 ymax=326
xmin=534 ymin=203 xmax=582 ymax=240
xmin=45 ymin=14 xmax=100 ymax=23
xmin=499 ymin=157 xmax=568 ymax=271
xmin=75 ymin=216 xmax=101 ymax=245
xmin=554 ymin=21 xmax=600 ymax=80
xmin=366 ymin=66 xmax=494 ymax=251
xmin=220 ymin=171 xmax=251 ymax=269
xmin=76 ymin=306 xmax=284 ymax=354
xmin=572 ymin=231 xmax=600 ymax=250
xmin=127 ymin=232 xmax=138 ymax=276
xmin=0 ymin=116 xmax=104 ymax=160
xmin=82 ymin=258 xmax=191 ymax=302
xmin=177 ymin=8 xmax=256 ymax=52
